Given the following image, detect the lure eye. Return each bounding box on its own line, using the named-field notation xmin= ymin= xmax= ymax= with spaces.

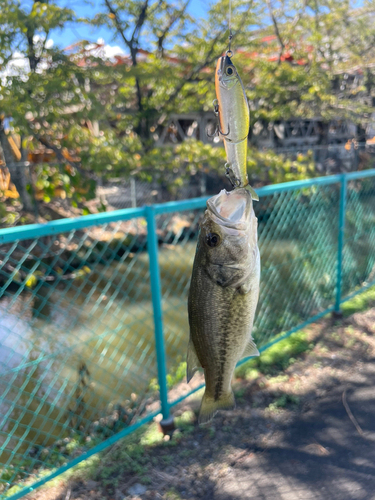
xmin=226 ymin=66 xmax=234 ymax=76
xmin=206 ymin=233 xmax=221 ymax=248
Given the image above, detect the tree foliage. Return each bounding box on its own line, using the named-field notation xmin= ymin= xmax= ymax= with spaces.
xmin=1 ymin=0 xmax=375 ymax=215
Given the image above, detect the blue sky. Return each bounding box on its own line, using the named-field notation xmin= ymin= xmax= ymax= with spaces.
xmin=48 ymin=0 xmax=208 ymax=49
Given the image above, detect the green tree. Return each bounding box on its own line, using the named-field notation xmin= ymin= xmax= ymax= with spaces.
xmin=246 ymin=0 xmax=375 ymax=125
xmin=2 ymin=0 xmax=375 ymax=217
xmin=0 ymin=0 xmax=105 ymax=211
xmin=85 ymin=0 xmax=260 ymax=188
xmin=92 ymin=0 xmax=259 ymax=139
xmin=88 ymin=0 xmax=375 ymax=182
xmin=1 ymin=0 xmax=260 ymax=211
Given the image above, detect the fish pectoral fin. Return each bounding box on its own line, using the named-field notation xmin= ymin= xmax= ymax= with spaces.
xmin=242 ymin=338 xmax=260 ymax=358
xmin=186 ymin=340 xmax=200 ymax=383
xmin=198 ymin=390 xmax=235 ymax=425
xmin=245 ymin=184 xmax=259 ymax=201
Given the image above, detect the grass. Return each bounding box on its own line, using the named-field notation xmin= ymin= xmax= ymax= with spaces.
xmin=174 ymin=411 xmax=195 ymax=433
xmin=150 ymin=360 xmax=187 ymax=392
xmin=267 ymin=394 xmax=300 ymax=412
xmin=4 ymin=456 xmax=100 ymax=498
xmin=165 ymin=489 xmax=183 ymax=500
xmin=81 ymin=411 xmax=198 ymax=492
xmin=235 ymin=331 xmax=312 ymax=380
xmin=267 ymin=374 xmax=289 ymax=385
xmin=341 ymin=285 xmax=375 ymax=316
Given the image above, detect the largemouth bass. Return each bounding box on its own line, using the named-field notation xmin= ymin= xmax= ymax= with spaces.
xmin=215 ymin=54 xmax=259 ymax=201
xmin=187 ymin=188 xmax=260 ymax=424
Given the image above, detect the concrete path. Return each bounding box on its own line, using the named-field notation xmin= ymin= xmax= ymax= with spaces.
xmin=215 ymin=359 xmax=375 ymax=500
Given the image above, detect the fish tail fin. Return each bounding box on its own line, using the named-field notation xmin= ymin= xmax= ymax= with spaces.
xmin=198 ymin=390 xmax=236 ymax=425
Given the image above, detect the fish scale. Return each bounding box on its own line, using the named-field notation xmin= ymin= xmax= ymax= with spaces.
xmin=187 ymin=188 xmax=260 ymax=424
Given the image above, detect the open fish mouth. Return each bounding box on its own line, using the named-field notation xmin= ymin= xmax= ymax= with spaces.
xmin=206 ymin=188 xmax=252 ymax=228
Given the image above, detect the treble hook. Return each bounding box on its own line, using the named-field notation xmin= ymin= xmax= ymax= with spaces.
xmin=225 ymin=164 xmax=241 ymax=188
xmin=207 ymin=99 xmax=230 ymax=138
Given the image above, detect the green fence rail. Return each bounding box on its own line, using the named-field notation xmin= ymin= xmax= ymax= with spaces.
xmin=1 ymin=170 xmax=375 ymax=499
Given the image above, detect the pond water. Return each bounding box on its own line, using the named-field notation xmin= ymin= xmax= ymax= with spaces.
xmin=0 ymin=242 xmax=195 ymax=462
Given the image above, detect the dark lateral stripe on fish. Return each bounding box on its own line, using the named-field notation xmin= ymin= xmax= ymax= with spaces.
xmin=214 ymin=331 xmax=229 ymax=401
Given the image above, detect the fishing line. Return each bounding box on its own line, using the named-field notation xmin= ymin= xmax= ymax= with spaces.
xmin=228 ymin=0 xmax=233 ymax=55
xmin=229 ymin=0 xmax=232 ymax=31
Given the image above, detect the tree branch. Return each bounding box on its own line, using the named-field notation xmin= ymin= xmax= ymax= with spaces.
xmin=130 ymin=0 xmax=149 ymax=47
xmin=36 ymin=134 xmax=97 ymax=180
xmin=266 ymin=0 xmax=285 ymax=64
xmin=26 ymin=32 xmax=40 ymax=72
xmin=284 ymin=0 xmax=308 ymax=46
xmin=40 ymin=29 xmax=51 ymax=56
xmin=157 ymin=29 xmax=223 ymax=112
xmin=104 ymin=0 xmax=131 ymax=48
xmin=157 ymin=0 xmax=190 ymax=57
xmin=104 ymin=0 xmax=145 ymax=115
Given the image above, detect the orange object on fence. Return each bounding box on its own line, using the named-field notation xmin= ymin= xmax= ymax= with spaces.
xmin=0 ymin=167 xmax=19 ymax=199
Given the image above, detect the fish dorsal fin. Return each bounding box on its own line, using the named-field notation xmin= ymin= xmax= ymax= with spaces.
xmin=245 ymin=184 xmax=259 ymax=201
xmin=187 ymin=340 xmax=201 ymax=383
xmin=242 ymin=338 xmax=260 ymax=359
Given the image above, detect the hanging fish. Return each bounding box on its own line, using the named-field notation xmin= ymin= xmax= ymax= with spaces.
xmin=187 ymin=188 xmax=260 ymax=424
xmin=211 ymin=53 xmax=259 ymax=201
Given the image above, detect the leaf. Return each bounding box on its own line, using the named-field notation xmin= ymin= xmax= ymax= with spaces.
xmin=25 ymin=274 xmax=38 ymax=288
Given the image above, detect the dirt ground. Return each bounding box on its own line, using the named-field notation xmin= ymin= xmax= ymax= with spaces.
xmin=22 ymin=305 xmax=375 ymax=500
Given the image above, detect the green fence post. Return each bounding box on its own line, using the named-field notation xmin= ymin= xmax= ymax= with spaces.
xmin=334 ymin=174 xmax=347 ymax=314
xmin=146 ymin=205 xmax=172 ymax=431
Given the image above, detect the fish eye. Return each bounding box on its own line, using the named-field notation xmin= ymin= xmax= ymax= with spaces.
xmin=226 ymin=67 xmax=234 ymax=76
xmin=206 ymin=233 xmax=221 ymax=248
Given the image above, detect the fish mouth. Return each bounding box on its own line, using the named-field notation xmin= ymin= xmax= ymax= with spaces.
xmin=207 ymin=189 xmax=252 ymax=228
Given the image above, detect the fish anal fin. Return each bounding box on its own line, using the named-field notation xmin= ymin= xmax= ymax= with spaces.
xmin=242 ymin=338 xmax=260 ymax=358
xmin=187 ymin=340 xmax=200 ymax=383
xmin=198 ymin=390 xmax=235 ymax=425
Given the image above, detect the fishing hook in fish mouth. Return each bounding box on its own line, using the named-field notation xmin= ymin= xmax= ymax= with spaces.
xmin=225 ymin=164 xmax=241 ymax=188
xmin=207 ymin=100 xmax=230 ymax=138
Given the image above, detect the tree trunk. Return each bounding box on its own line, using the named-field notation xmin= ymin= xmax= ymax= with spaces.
xmin=0 ymin=121 xmax=34 ymax=212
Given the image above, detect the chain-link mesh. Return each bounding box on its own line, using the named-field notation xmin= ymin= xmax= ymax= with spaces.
xmin=0 ymin=217 xmax=160 ymax=497
xmin=256 ymin=184 xmax=339 ymax=343
xmin=342 ymin=176 xmax=375 ymax=295
xmin=157 ymin=183 xmax=340 ymax=405
xmin=154 ymin=209 xmax=203 ymax=401
xmin=1 ymin=171 xmax=375 ymax=498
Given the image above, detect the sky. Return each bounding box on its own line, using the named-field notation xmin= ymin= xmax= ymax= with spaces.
xmin=20 ymin=0 xmax=366 ymax=50
xmin=46 ymin=0 xmax=208 ymax=49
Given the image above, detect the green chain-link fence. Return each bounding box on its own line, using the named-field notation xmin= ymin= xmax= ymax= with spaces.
xmin=1 ymin=170 xmax=375 ymax=499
